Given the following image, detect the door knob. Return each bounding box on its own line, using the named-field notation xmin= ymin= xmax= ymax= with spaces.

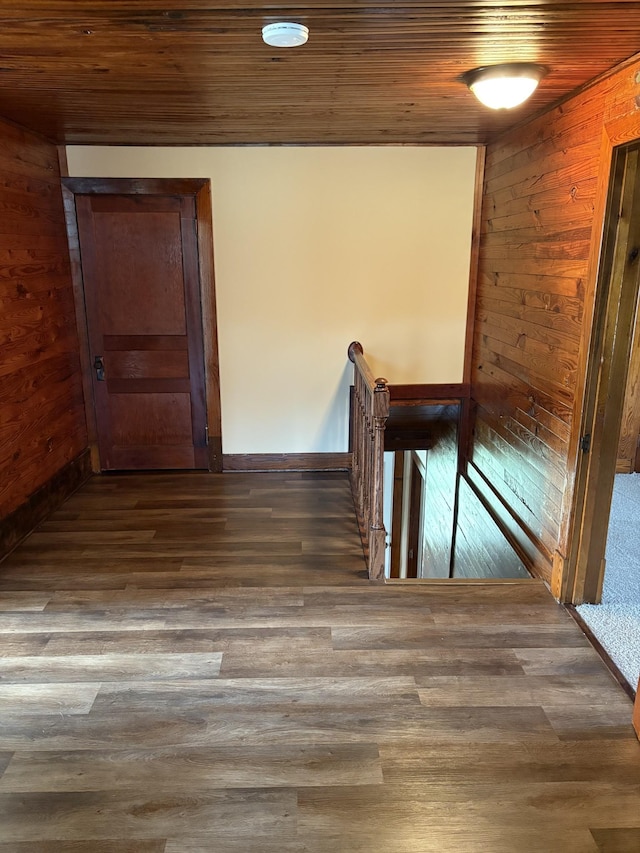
xmin=93 ymin=355 xmax=106 ymax=381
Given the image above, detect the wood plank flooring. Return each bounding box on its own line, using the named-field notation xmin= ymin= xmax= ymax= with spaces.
xmin=0 ymin=471 xmax=638 ymax=852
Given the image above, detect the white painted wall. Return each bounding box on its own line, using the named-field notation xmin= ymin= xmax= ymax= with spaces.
xmin=66 ymin=146 xmax=477 ymax=454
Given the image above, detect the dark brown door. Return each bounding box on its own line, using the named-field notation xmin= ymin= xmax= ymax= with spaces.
xmin=76 ymin=192 xmax=208 ymax=470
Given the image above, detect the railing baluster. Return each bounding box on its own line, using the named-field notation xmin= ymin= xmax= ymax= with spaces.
xmin=348 ymin=342 xmax=390 ymax=580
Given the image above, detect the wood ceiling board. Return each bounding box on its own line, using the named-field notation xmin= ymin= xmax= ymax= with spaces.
xmin=0 ymin=2 xmax=639 ymax=144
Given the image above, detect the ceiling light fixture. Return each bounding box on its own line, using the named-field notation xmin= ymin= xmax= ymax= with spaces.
xmin=462 ymin=63 xmax=547 ymax=109
xmin=262 ymin=22 xmax=309 ymax=48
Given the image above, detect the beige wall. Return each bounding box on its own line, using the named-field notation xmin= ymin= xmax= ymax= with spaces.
xmin=66 ymin=146 xmax=477 ymax=454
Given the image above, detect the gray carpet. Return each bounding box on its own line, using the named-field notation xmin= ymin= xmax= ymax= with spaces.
xmin=577 ymin=472 xmax=640 ymax=690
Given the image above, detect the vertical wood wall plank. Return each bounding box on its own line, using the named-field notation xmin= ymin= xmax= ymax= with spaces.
xmin=463 ymin=146 xmax=486 ymax=386
xmin=195 ymin=182 xmax=223 ymax=472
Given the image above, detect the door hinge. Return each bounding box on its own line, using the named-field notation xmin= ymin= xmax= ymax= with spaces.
xmin=205 ymin=423 xmax=209 ymax=445
xmin=580 ymin=433 xmax=592 ymax=453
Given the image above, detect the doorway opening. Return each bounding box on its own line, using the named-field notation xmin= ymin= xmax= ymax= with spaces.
xmin=566 ymin=142 xmax=640 ymax=693
xmin=575 ymin=277 xmax=640 ymax=692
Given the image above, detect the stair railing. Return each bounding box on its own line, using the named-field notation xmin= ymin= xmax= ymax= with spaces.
xmin=348 ymin=341 xmax=390 ymax=580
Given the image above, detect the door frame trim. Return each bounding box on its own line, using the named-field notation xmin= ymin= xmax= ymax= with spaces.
xmin=61 ymin=177 xmax=222 ymax=472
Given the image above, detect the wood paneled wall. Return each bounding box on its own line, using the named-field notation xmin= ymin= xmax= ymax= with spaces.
xmin=470 ymin=53 xmax=640 ymax=586
xmin=0 ymin=120 xmax=87 ymax=521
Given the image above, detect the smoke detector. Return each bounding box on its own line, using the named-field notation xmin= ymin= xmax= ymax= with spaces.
xmin=262 ymin=23 xmax=309 ymax=48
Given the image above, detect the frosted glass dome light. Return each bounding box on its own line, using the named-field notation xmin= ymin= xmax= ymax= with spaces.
xmin=463 ymin=63 xmax=547 ymax=109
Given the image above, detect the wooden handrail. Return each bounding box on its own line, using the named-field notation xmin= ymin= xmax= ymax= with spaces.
xmin=348 ymin=341 xmax=379 ymax=391
xmin=348 ymin=341 xmax=390 ymax=580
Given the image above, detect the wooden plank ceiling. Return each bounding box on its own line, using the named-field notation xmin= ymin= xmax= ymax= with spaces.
xmin=2 ymin=1 xmax=640 ymax=145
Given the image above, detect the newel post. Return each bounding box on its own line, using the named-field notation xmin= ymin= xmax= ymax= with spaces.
xmin=369 ymin=377 xmax=389 ymax=581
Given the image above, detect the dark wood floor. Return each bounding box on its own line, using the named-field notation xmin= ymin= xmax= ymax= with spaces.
xmin=0 ymin=471 xmax=638 ymax=852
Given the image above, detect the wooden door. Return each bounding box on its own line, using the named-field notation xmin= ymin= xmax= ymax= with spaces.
xmin=75 ymin=192 xmax=208 ymax=470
